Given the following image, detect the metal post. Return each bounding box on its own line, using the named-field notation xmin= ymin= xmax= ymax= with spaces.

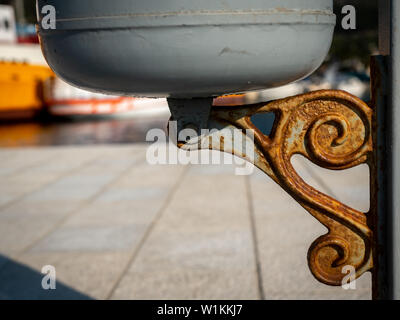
xmin=375 ymin=0 xmax=400 ymax=300
xmin=388 ymin=0 xmax=400 ymax=300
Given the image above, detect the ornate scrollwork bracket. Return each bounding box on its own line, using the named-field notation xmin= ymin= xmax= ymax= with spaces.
xmin=169 ymin=89 xmax=374 ymax=286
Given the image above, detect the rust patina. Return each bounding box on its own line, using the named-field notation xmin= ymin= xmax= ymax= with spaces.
xmin=174 ymin=90 xmax=374 ymax=286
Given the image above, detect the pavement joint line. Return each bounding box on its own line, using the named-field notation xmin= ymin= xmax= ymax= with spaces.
xmin=106 ymin=164 xmax=190 ymax=300
xmin=3 ymin=153 xmax=61 ymax=179
xmin=0 ymin=150 xmax=113 ymax=213
xmin=245 ymin=174 xmax=266 ymax=301
xmin=15 ymin=152 xmax=148 ymax=257
xmin=0 ymin=150 xmax=123 ymax=274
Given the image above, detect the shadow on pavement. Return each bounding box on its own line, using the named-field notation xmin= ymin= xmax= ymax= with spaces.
xmin=0 ymin=255 xmax=92 ymax=300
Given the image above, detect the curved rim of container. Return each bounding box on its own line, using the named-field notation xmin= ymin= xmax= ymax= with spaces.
xmin=38 ymin=9 xmax=336 ymax=32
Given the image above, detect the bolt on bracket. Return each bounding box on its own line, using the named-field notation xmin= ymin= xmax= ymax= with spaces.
xmin=168 ymin=89 xmax=375 ymax=286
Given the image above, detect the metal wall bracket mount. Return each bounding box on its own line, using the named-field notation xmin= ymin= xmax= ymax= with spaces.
xmin=168 ymin=89 xmax=375 ymax=286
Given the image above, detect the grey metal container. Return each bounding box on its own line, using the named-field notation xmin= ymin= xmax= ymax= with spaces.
xmin=37 ymin=0 xmax=336 ymax=98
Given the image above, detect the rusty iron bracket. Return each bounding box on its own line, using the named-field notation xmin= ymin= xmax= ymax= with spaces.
xmin=169 ymin=89 xmax=375 ymax=286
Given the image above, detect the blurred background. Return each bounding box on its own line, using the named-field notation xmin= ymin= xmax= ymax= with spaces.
xmin=0 ymin=0 xmax=375 ymax=300
xmin=0 ymin=0 xmax=377 ymax=147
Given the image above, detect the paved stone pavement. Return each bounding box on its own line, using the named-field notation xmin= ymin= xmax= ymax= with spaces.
xmin=0 ymin=145 xmax=372 ymax=300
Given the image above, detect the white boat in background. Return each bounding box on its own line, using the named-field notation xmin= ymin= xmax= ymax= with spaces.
xmin=0 ymin=4 xmax=17 ymax=43
xmin=43 ymin=77 xmax=170 ymax=118
xmin=0 ymin=42 xmax=47 ymax=65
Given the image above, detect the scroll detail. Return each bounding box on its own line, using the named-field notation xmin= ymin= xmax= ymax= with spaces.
xmin=178 ymin=90 xmax=374 ymax=286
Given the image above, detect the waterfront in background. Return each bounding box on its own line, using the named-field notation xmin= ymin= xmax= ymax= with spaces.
xmin=0 ymin=114 xmax=169 ymax=147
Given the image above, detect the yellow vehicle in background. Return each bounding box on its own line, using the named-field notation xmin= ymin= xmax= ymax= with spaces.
xmin=0 ymin=61 xmax=54 ymax=119
xmin=0 ymin=4 xmax=54 ymax=120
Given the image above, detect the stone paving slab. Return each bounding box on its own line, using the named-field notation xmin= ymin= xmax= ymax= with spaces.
xmin=16 ymin=155 xmax=186 ymax=299
xmin=111 ymin=165 xmax=259 ymax=300
xmin=0 ymin=252 xmax=128 ymax=299
xmin=0 ymin=146 xmax=143 ymax=256
xmin=0 ymin=145 xmax=372 ymax=300
xmin=249 ymin=159 xmax=371 ymax=300
xmin=0 ymin=147 xmax=107 ymax=209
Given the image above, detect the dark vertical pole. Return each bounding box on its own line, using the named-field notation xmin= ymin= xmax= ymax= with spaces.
xmin=388 ymin=0 xmax=400 ymax=300
xmin=374 ymin=0 xmax=400 ymax=300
